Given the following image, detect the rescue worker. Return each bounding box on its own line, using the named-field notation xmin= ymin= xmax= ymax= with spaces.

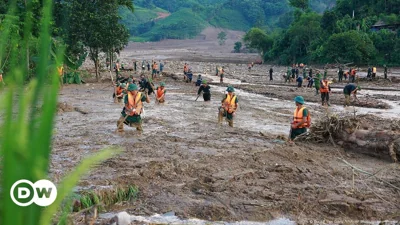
xmin=183 ymin=63 xmax=188 ymax=75
xmin=218 ymin=86 xmax=238 ymax=127
xmin=309 ymin=68 xmax=313 ymax=78
xmin=338 ymin=67 xmax=344 ymax=82
xmin=117 ymin=83 xmax=150 ymax=133
xmin=195 ymin=74 xmax=203 ymax=86
xmin=384 ymin=65 xmax=388 ymax=79
xmin=139 ymin=75 xmax=155 ymax=95
xmin=350 ymin=68 xmax=356 ymax=83
xmin=285 ymin=67 xmax=291 ymax=83
xmin=159 ymin=61 xmax=164 ymax=74
xmin=290 ymin=96 xmax=310 ymax=143
xmin=323 ymin=67 xmax=328 ymax=79
xmin=115 ymin=83 xmax=126 ymax=103
xmin=133 ymin=60 xmax=137 ymax=71
xmin=269 ymin=67 xmax=273 ymax=81
xmin=147 ymin=61 xmax=150 ymax=71
xmin=142 ymin=60 xmax=145 ymax=71
xmin=220 ymin=67 xmax=225 ymax=83
xmin=152 ymin=62 xmax=158 ymax=79
xmin=372 ymin=66 xmax=377 ymax=79
xmin=296 ymin=75 xmax=303 ymax=88
xmin=197 ymin=80 xmax=211 ymax=102
xmin=307 ymin=75 xmax=314 ymax=88
xmin=367 ymin=67 xmax=372 ymax=80
xmin=314 ymin=71 xmax=322 ymax=95
xmin=320 ymin=78 xmax=331 ymax=106
xmin=343 ymin=84 xmax=361 ymax=107
xmin=115 ymin=60 xmax=121 ymax=77
xmin=186 ymin=69 xmax=193 ymax=83
xmin=155 ymin=82 xmax=166 ymax=103
xmin=291 ymin=67 xmax=296 ymax=79
xmin=295 ymin=67 xmax=299 ymax=78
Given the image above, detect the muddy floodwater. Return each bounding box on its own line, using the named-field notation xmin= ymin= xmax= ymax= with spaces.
xmin=51 ymin=38 xmax=400 ymax=224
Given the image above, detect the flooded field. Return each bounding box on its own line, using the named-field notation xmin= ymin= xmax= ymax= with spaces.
xmin=52 ymin=39 xmax=400 ymax=224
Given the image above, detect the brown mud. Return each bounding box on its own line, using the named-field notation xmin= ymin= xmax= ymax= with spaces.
xmin=54 ymin=35 xmax=400 ymax=224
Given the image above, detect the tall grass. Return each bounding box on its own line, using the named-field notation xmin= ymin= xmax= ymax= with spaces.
xmin=0 ymin=0 xmax=119 ymax=224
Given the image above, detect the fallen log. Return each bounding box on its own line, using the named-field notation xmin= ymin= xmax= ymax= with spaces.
xmin=297 ymin=114 xmax=400 ymax=162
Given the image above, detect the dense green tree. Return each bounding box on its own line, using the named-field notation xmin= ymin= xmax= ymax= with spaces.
xmin=243 ymin=28 xmax=273 ymax=57
xmin=61 ymin=0 xmax=133 ymax=80
xmin=234 ymin=41 xmax=242 ymax=53
xmin=323 ymin=30 xmax=376 ymax=64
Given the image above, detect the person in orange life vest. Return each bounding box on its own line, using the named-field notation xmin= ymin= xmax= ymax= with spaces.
xmin=114 ymin=83 xmax=126 ymax=103
xmin=218 ymin=86 xmax=238 ymax=127
xmin=117 ymin=84 xmax=150 ymax=133
xmin=155 ymin=82 xmax=166 ymax=103
xmin=350 ymin=68 xmax=356 ymax=83
xmin=290 ymin=96 xmax=310 ymax=141
xmin=320 ymin=78 xmax=331 ymax=106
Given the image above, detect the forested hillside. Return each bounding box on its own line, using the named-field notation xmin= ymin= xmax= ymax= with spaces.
xmin=120 ymin=0 xmax=336 ymax=41
xmin=243 ymin=0 xmax=400 ymax=65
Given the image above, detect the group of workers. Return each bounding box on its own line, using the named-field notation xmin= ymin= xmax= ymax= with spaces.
xmin=111 ymin=60 xmax=366 ymax=143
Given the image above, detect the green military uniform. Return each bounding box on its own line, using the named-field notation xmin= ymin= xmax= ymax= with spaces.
xmin=117 ymin=84 xmax=147 ymax=132
xmin=286 ymin=67 xmax=291 ymax=83
xmin=291 ymin=96 xmax=309 ymax=140
xmin=314 ymin=73 xmax=322 ymax=95
xmin=219 ymin=86 xmax=238 ymax=127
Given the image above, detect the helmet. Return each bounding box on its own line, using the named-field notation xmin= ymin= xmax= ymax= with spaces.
xmin=294 ymin=96 xmax=305 ymax=105
xmin=226 ymin=86 xmax=235 ymax=92
xmin=127 ymin=84 xmax=138 ymax=91
xmin=120 ymin=83 xmax=126 ymax=88
xmin=357 ymin=86 xmax=361 ymax=90
xmin=202 ymin=80 xmax=207 ymax=84
xmin=160 ymin=82 xmax=165 ymax=87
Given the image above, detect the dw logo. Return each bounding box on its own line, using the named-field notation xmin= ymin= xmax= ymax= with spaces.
xmin=10 ymin=179 xmax=57 ymax=207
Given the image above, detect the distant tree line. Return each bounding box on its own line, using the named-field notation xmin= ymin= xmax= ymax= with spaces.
xmin=243 ymin=0 xmax=400 ymax=65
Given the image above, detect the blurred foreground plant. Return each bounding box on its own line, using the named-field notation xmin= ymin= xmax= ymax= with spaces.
xmin=0 ymin=1 xmax=119 ymax=224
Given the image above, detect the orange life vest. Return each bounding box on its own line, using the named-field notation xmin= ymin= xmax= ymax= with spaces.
xmin=116 ymin=86 xmax=123 ymax=96
xmin=223 ymin=94 xmax=237 ymax=113
xmin=184 ymin=65 xmax=188 ymax=72
xmin=351 ymin=69 xmax=356 ymax=76
xmin=320 ymin=80 xmax=329 ymax=93
xmin=126 ymin=92 xmax=143 ymax=116
xmin=157 ymin=87 xmax=164 ymax=98
xmin=293 ymin=106 xmax=311 ymax=128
